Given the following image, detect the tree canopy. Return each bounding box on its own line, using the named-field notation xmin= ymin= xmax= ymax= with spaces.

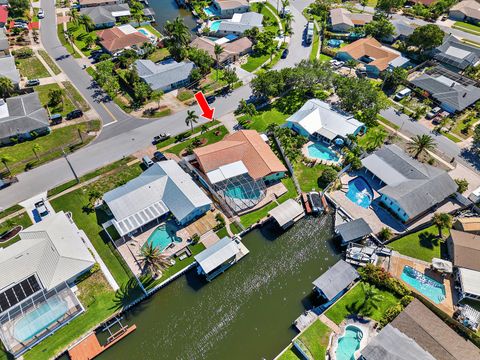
xmin=407 ymin=24 xmax=444 ymax=53
xmin=364 ymin=13 xmax=395 ymax=40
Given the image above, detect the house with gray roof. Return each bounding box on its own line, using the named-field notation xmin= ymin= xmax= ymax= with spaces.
xmin=335 ymin=218 xmax=372 ymax=245
xmin=0 ymin=211 xmax=95 ymax=358
xmin=433 ymin=35 xmax=480 ymax=71
xmin=0 ymin=93 xmax=50 ymax=145
xmin=212 ymin=0 xmax=250 ymax=18
xmin=214 ymin=12 xmax=263 ymax=36
xmin=103 ymin=160 xmax=212 ymax=237
xmin=410 ymin=66 xmax=480 ymax=113
xmin=383 ymin=19 xmax=415 ymax=43
xmin=361 ymin=144 xmax=457 ymax=223
xmin=449 ymin=0 xmax=480 ymax=23
xmin=134 ymin=59 xmax=194 ymax=92
xmin=0 ymin=28 xmax=8 ymax=52
xmin=0 ymin=55 xmax=20 ymax=86
xmin=79 ymin=4 xmax=130 ymax=29
xmin=329 ymin=8 xmax=372 ymax=33
xmin=312 ymin=260 xmax=359 ymax=302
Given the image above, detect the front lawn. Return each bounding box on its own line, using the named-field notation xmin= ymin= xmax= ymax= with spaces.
xmin=297 ymin=320 xmax=331 ymax=359
xmin=453 ymin=21 xmax=480 ymax=35
xmin=325 ymin=282 xmax=400 ymax=325
xmin=62 ymin=81 xmax=91 ymax=112
xmin=0 ymin=212 xmax=32 ymax=248
xmin=238 ymin=106 xmax=289 ymax=132
xmin=57 ymin=24 xmax=81 ymax=58
xmin=388 ymin=225 xmax=447 ymax=262
xmin=148 ymin=48 xmax=170 ymax=63
xmin=241 ymin=53 xmax=270 ymax=72
xmin=68 ymin=23 xmax=100 ymax=57
xmin=34 ymin=83 xmax=76 ymax=116
xmin=15 ymin=55 xmax=50 ymax=79
xmin=165 ymin=126 xmax=229 ymax=156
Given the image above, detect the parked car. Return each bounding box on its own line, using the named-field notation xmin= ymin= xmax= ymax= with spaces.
xmin=394 ymin=88 xmax=412 ymax=101
xmin=26 ymin=79 xmax=40 ymax=87
xmin=426 ymin=106 xmax=441 ymax=119
xmin=14 ymin=19 xmax=28 ymax=24
xmin=66 ymin=109 xmax=83 ymax=120
xmin=355 ymin=68 xmax=367 ymax=77
xmin=35 ymin=201 xmax=49 ymax=217
xmin=13 ymin=22 xmax=28 ymax=29
xmin=281 ymin=48 xmax=289 ymax=59
xmin=153 ymin=133 xmax=171 ymax=144
xmin=38 ymin=9 xmax=44 ymax=18
xmin=50 ymin=113 xmax=62 ymax=124
xmin=306 ymin=22 xmax=314 ymax=44
xmin=142 ymin=156 xmax=154 ymax=168
xmin=206 ymin=95 xmax=215 ymax=104
xmin=329 ymin=59 xmax=344 ymax=69
xmin=153 ymin=151 xmax=167 ymax=161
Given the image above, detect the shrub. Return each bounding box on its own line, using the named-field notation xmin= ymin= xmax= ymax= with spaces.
xmin=319 ymin=168 xmax=338 ymax=187
xmin=378 ymin=227 xmax=393 ymax=241
xmin=14 ymin=47 xmax=33 ymax=59
xmin=455 ymin=178 xmax=469 ymax=194
xmin=191 ymin=233 xmax=200 ymax=244
xmin=380 ymin=304 xmax=403 ymax=327
xmin=358 ymin=264 xmax=411 ymax=298
xmin=400 ymin=295 xmax=414 ymax=307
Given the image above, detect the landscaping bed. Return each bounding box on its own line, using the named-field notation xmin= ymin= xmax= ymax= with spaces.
xmin=165 ymin=126 xmax=229 ymax=156
xmin=0 ymin=212 xmax=33 ymax=248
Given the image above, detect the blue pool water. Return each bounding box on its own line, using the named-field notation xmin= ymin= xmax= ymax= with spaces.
xmin=328 ymin=39 xmax=343 ymax=48
xmin=336 ymin=325 xmax=363 ymax=360
xmin=225 ymin=185 xmax=261 ymax=200
xmin=146 ymin=221 xmax=182 ymax=252
xmin=401 ymin=266 xmax=446 ymax=304
xmin=307 ymin=143 xmax=339 ymax=161
xmin=210 ymin=20 xmax=222 ymax=32
xmin=345 ymin=177 xmax=373 ymax=208
xmin=204 ymin=6 xmax=219 ymax=17
xmin=14 ymin=296 xmax=68 ymax=342
xmin=138 ymin=28 xmax=149 ymax=36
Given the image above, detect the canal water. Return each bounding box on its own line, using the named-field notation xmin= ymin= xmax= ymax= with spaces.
xmin=150 ymin=0 xmax=198 ymax=34
xmin=97 ymin=215 xmax=340 ymax=360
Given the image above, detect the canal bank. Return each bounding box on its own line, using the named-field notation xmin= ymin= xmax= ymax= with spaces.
xmin=96 ymin=215 xmax=340 ymax=360
xmin=150 ymin=0 xmax=198 ymax=34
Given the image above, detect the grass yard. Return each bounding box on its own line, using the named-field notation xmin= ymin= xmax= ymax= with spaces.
xmin=238 ymin=107 xmax=289 ymax=132
xmin=296 ymin=320 xmax=331 ymax=359
xmin=165 ymin=126 xmax=229 ymax=156
xmin=229 ymin=222 xmax=242 ymax=234
xmin=310 ymin=28 xmax=319 ymax=61
xmin=148 ymin=47 xmax=170 ymax=63
xmin=388 ymin=225 xmax=447 ymax=262
xmin=319 ymin=53 xmax=332 ymax=62
xmin=278 ymin=347 xmax=301 ymax=360
xmin=215 ymin=226 xmax=229 ymax=239
xmin=140 ymin=24 xmax=162 ymax=38
xmin=38 ymin=50 xmax=62 ymax=75
xmin=441 ymin=130 xmax=462 ymax=143
xmin=57 ymin=24 xmax=81 ymax=58
xmin=34 ymin=83 xmax=76 ymax=116
xmin=15 ymin=55 xmax=50 ymax=79
xmin=241 ymin=53 xmax=270 ymax=72
xmin=68 ymin=23 xmax=100 ymax=57
xmin=240 ymin=202 xmax=278 ymax=228
xmin=278 ymin=177 xmax=298 ymax=204
xmin=453 ymin=21 xmax=480 ymax=35
xmin=0 ymin=204 xmax=23 ymax=221
xmin=294 ymin=162 xmax=331 ymax=192
xmin=325 ymin=282 xmax=400 ymax=325
xmin=156 ymin=121 xmax=220 ymax=149
xmin=0 ymin=212 xmax=33 ymax=248
xmin=62 ymin=81 xmax=91 ymax=112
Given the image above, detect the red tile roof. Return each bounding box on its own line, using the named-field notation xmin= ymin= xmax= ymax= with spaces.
xmin=97 ymin=27 xmax=148 ymax=53
xmin=0 ymin=6 xmax=8 ymax=23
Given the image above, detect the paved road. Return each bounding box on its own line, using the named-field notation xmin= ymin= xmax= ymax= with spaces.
xmin=0 ymin=0 xmax=310 ymax=210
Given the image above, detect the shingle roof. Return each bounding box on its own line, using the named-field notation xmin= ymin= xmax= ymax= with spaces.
xmin=434 ymin=34 xmax=480 ymax=70
xmin=411 ymin=67 xmax=480 ymax=112
xmin=449 ymin=229 xmax=480 ymax=271
xmin=190 ymin=36 xmax=252 ymax=63
xmin=80 ymin=4 xmax=130 ymax=25
xmin=361 ymin=145 xmax=457 ymax=219
xmin=215 ymin=0 xmax=248 ymax=10
xmin=450 ymin=0 xmax=480 ymax=20
xmin=135 ymin=59 xmax=194 ymax=91
xmin=312 ymin=260 xmax=359 ymax=301
xmin=217 ymin=12 xmax=263 ymax=33
xmin=79 ymin=0 xmax=116 ymax=6
xmin=0 ymin=55 xmax=20 ymax=84
xmin=391 ymin=19 xmax=415 ymax=38
xmin=194 ymin=130 xmax=286 ymax=180
xmin=338 ymin=37 xmax=400 ymax=71
xmin=0 ymin=93 xmax=49 ymax=140
xmin=330 ymin=8 xmax=372 ymax=27
xmin=98 ymin=26 xmax=148 ymax=52
xmin=335 ymin=218 xmax=372 ymax=244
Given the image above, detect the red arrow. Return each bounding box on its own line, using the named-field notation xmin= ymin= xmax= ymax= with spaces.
xmin=194 ymin=91 xmax=215 ymax=120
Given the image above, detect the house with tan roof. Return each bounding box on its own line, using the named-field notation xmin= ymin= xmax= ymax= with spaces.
xmin=329 ymin=8 xmax=373 ymax=33
xmin=193 ymin=130 xmax=286 ymax=213
xmin=449 ymin=0 xmax=480 ymax=23
xmin=212 ymin=0 xmax=250 ymax=18
xmin=190 ymin=36 xmax=252 ymax=64
xmin=97 ymin=24 xmax=149 ymax=55
xmin=336 ymin=37 xmax=410 ymax=77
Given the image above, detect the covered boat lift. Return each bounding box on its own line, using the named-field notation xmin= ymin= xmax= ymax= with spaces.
xmin=268 ymin=199 xmax=305 ymax=229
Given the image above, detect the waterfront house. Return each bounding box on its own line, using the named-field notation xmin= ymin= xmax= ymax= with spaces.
xmin=134 ymin=59 xmax=194 ymax=92
xmin=0 ymin=93 xmax=50 ymax=146
xmin=285 ymin=99 xmax=365 ymax=144
xmin=103 ymin=160 xmax=212 ymax=238
xmin=433 ymin=35 xmax=480 ymax=71
xmin=214 ymin=12 xmax=263 ymax=37
xmin=335 ymin=218 xmax=372 ymax=246
xmin=383 ymin=19 xmax=415 ymax=43
xmin=410 ymin=66 xmax=480 ymax=113
xmin=312 ymin=259 xmax=359 ymax=302
xmin=361 ymin=299 xmax=480 ymax=360
xmin=0 ymin=212 xmax=95 ymax=358
xmin=0 ymin=55 xmax=20 ymax=86
xmin=453 ymin=217 xmax=480 ymax=233
xmin=212 ymin=0 xmax=250 ymax=18
xmin=329 ymin=8 xmax=372 ymax=33
xmin=194 ymin=236 xmax=249 ymax=281
xmin=97 ymin=25 xmax=150 ymax=56
xmin=0 ymin=5 xmax=7 ymax=28
xmin=447 ymin=229 xmax=480 ymax=301
xmin=80 ymin=4 xmax=131 ymax=29
xmin=268 ymin=199 xmax=305 ymax=230
xmin=193 ymin=130 xmax=286 ymax=213
xmin=449 ymin=0 xmax=480 ymax=23
xmin=336 ymin=37 xmax=410 ymax=77
xmin=190 ymin=36 xmax=253 ymax=65
xmin=79 ymin=0 xmax=119 ymax=8
xmin=361 ymin=144 xmax=457 ymax=223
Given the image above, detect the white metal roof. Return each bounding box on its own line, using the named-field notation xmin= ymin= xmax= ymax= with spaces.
xmin=206 ymin=160 xmax=248 ymax=184
xmin=194 ymin=237 xmax=241 ymax=274
xmin=459 ymin=267 xmax=480 ymax=296
xmin=268 ymin=199 xmax=304 ymax=227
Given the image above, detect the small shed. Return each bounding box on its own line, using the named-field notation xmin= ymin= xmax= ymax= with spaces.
xmin=268 ymin=199 xmax=305 ymax=229
xmin=335 ymin=218 xmax=372 ymax=245
xmin=312 ymin=260 xmax=359 ymax=301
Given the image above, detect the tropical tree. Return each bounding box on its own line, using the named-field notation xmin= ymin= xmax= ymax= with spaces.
xmin=283 ymin=12 xmax=294 ymax=27
xmin=223 ymin=67 xmax=239 ymax=89
xmin=0 ymin=76 xmax=15 ymax=98
xmin=32 ymin=143 xmax=41 ymax=161
xmin=139 ymin=243 xmax=171 ymax=275
xmin=78 ymin=14 xmax=94 ymax=31
xmin=432 ymin=212 xmax=452 ymax=238
xmin=361 ymin=282 xmax=384 ymax=314
xmin=88 ymin=189 xmax=102 ymax=208
xmin=345 ymin=59 xmax=357 ymax=74
xmin=164 ymin=17 xmax=191 ymax=61
xmin=84 ymin=34 xmax=96 ymax=49
xmin=70 ymin=8 xmax=79 ymax=24
xmin=407 ymin=24 xmax=444 ymax=54
xmin=281 ymin=0 xmax=289 ymax=15
xmin=408 ymin=134 xmax=436 ymax=159
xmin=214 ymin=44 xmax=224 ymax=81
xmin=48 ymin=88 xmax=63 ymax=107
xmin=200 ymin=124 xmax=209 ymax=134
xmin=150 ymin=89 xmax=164 ymax=109
xmin=455 ymin=178 xmax=469 ymax=194
xmin=365 ymin=127 xmax=387 ymax=151
xmin=185 ymin=110 xmax=199 ymax=132
xmin=0 ymin=154 xmax=14 ymax=174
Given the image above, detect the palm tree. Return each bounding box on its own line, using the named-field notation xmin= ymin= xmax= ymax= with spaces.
xmin=139 ymin=243 xmax=171 ymax=275
xmin=185 ymin=110 xmax=199 ymax=132
xmin=283 ymin=12 xmax=294 ymax=28
xmin=48 ymin=88 xmax=63 ymax=107
xmin=78 ymin=14 xmax=94 ymax=32
xmin=345 ymin=59 xmax=357 ymax=74
xmin=432 ymin=212 xmax=452 ymax=238
xmin=164 ymin=17 xmax=190 ymax=47
xmin=150 ymin=90 xmax=164 ymax=109
xmin=214 ymin=44 xmax=224 ymax=81
xmin=281 ymin=0 xmax=290 ymax=15
xmin=70 ymin=8 xmax=79 ymax=24
xmin=361 ymin=282 xmax=384 ymax=314
xmin=32 ymin=143 xmax=41 ymax=161
xmin=84 ymin=34 xmax=95 ymax=49
xmin=0 ymin=76 xmax=14 ymax=98
xmin=0 ymin=154 xmax=14 ymax=174
xmin=366 ymin=128 xmax=387 ymax=151
xmin=408 ymin=134 xmax=436 ymax=159
xmin=200 ymin=124 xmax=209 ymax=134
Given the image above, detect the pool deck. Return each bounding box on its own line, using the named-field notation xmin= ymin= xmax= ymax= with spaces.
xmin=301 ymin=141 xmax=342 ymax=166
xmin=387 ymin=252 xmax=455 ymax=315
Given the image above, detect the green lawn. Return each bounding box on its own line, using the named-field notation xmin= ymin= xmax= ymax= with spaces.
xmin=140 ymin=24 xmax=162 ymax=38
xmin=62 ymin=81 xmax=91 ymax=112
xmin=68 ymin=23 xmax=100 ymax=56
xmin=240 ymin=202 xmax=278 ymax=228
xmin=165 ymin=126 xmax=229 ymax=156
xmin=15 ymin=55 xmax=50 ymax=79
xmin=38 ymin=50 xmax=62 ymax=75
xmin=156 ymin=121 xmax=220 ymax=149
xmin=325 ymin=282 xmax=400 ymax=325
xmin=278 ymin=347 xmax=301 ymax=360
xmin=388 ymin=225 xmax=447 ymax=262
xmin=229 ymin=222 xmax=242 ymax=234
xmin=215 ymin=226 xmax=229 ymax=239
xmin=294 ymin=162 xmax=331 ymax=192
xmin=310 ymin=28 xmax=319 ymax=61
xmin=0 ymin=212 xmax=32 ymax=248
xmin=453 ymin=21 xmax=480 ymax=35
xmin=278 ymin=177 xmax=298 ymax=203
xmin=238 ymin=107 xmax=289 ymax=132
xmin=148 ymin=48 xmax=170 ymax=63
xmin=241 ymin=53 xmax=270 ymax=72
xmin=319 ymin=53 xmax=332 ymax=62
xmin=0 ymin=204 xmax=23 ymax=221
xmin=57 ymin=24 xmax=81 ymax=58
xmin=34 ymin=83 xmax=76 ymax=116
xmin=297 ymin=320 xmax=331 ymax=359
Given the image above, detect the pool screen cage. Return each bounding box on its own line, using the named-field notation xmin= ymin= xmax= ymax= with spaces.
xmin=0 ymin=282 xmax=83 ymax=358
xmin=213 ymin=174 xmax=267 ymax=214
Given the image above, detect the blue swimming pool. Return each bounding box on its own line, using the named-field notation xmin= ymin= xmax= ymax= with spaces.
xmin=328 ymin=39 xmax=343 ymax=48
xmin=345 ymin=177 xmax=373 ymax=208
xmin=225 ymin=185 xmax=262 ymax=200
xmin=14 ymin=296 xmax=68 ymax=342
xmin=307 ymin=143 xmax=339 ymax=162
xmin=146 ymin=220 xmax=182 ymax=252
xmin=401 ymin=266 xmax=446 ymax=304
xmin=204 ymin=6 xmax=219 ymax=17
xmin=138 ymin=28 xmax=149 ymax=36
xmin=336 ymin=325 xmax=363 ymax=360
xmin=210 ymin=20 xmax=222 ymax=32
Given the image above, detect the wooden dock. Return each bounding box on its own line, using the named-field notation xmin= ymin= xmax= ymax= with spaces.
xmin=301 ymin=193 xmax=312 ymax=214
xmin=68 ymin=325 xmax=137 ymax=360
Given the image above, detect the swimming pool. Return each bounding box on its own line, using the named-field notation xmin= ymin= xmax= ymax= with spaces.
xmin=307 ymin=142 xmax=339 ymax=162
xmin=14 ymin=296 xmax=68 ymax=342
xmin=224 ymin=185 xmax=262 ymax=200
xmin=210 ymin=20 xmax=222 ymax=32
xmin=138 ymin=28 xmax=149 ymax=36
xmin=335 ymin=325 xmax=363 ymax=360
xmin=328 ymin=39 xmax=343 ymax=48
xmin=401 ymin=266 xmax=446 ymax=304
xmin=146 ymin=221 xmax=182 ymax=252
xmin=203 ymin=6 xmax=219 ymax=17
xmin=345 ymin=177 xmax=373 ymax=208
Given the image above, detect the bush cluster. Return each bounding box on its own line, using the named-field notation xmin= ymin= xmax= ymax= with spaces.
xmin=358 ymin=264 xmax=411 ymax=298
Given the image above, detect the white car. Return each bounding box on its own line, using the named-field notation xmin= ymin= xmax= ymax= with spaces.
xmin=38 ymin=9 xmax=44 ymax=18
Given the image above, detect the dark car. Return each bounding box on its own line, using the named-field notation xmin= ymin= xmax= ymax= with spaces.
xmin=281 ymin=49 xmax=289 ymax=59
xmin=66 ymin=109 xmax=83 ymax=120
xmin=50 ymin=113 xmax=63 ymax=124
xmin=153 ymin=151 xmax=167 ymax=161
xmin=153 ymin=133 xmax=171 ymax=144
xmin=34 ymin=200 xmax=49 ymax=217
xmin=26 ymin=79 xmax=40 ymax=87
xmin=206 ymin=95 xmax=215 ymax=104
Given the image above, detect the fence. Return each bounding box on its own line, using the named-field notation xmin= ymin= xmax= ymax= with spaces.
xmin=272 ymin=134 xmax=302 ymax=196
